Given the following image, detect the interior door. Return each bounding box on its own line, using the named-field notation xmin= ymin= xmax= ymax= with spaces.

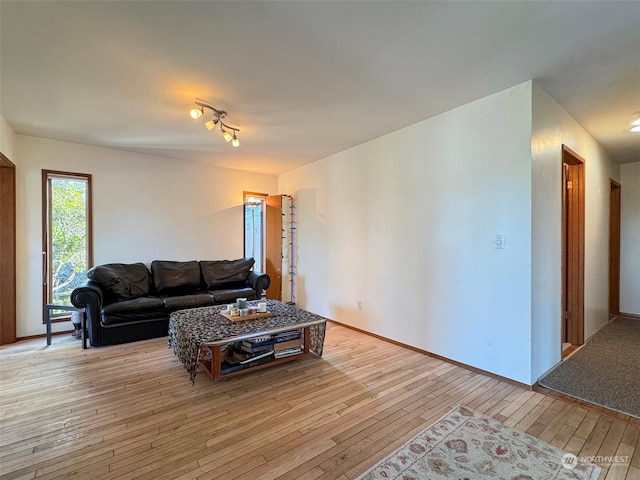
xmin=609 ymin=180 xmax=621 ymax=317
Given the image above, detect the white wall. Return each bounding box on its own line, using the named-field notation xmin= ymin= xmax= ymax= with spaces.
xmin=16 ymin=135 xmax=277 ymax=337
xmin=620 ymin=162 xmax=640 ymax=315
xmin=530 ymin=84 xmax=619 ymax=381
xmin=0 ymin=115 xmax=16 ymax=160
xmin=280 ymin=82 xmax=534 ymax=384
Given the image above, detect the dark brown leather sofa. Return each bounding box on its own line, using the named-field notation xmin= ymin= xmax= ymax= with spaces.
xmin=71 ymin=258 xmax=269 ymax=347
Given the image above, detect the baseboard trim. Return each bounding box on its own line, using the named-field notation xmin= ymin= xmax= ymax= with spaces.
xmin=16 ymin=329 xmax=74 ymax=342
xmin=617 ymin=312 xmax=640 ymax=320
xmin=327 ymin=320 xmax=532 ymax=391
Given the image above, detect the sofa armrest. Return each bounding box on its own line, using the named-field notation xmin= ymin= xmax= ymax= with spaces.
xmin=71 ymin=280 xmax=105 ymax=347
xmin=246 ymin=271 xmax=270 ymax=297
xmin=71 ymin=280 xmax=104 ymax=308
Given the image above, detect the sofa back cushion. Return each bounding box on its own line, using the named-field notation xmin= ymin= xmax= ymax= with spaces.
xmin=200 ymin=258 xmax=255 ymax=290
xmin=151 ymin=260 xmax=201 ymax=295
xmin=87 ymin=263 xmax=152 ymax=301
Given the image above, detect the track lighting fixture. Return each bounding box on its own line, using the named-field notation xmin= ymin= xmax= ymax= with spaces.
xmin=189 ymin=99 xmax=240 ymax=146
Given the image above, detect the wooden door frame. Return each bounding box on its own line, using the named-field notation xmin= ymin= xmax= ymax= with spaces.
xmin=265 ymin=194 xmax=283 ymax=301
xmin=609 ymin=179 xmax=621 ymax=318
xmin=561 ymin=145 xmax=585 ymax=346
xmin=0 ymin=153 xmax=17 ymax=345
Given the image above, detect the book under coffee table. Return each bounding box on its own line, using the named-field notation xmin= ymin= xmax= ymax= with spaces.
xmin=168 ymin=300 xmax=327 ymax=382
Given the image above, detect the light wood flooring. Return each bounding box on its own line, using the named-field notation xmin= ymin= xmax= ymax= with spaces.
xmin=1 ymin=322 xmax=639 ymax=480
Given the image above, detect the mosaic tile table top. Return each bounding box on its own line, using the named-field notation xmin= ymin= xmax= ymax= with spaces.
xmin=168 ymin=299 xmax=327 ymax=382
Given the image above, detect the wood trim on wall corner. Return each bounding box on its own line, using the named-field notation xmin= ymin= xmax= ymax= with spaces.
xmin=0 ymin=153 xmax=17 ymax=345
xmin=327 ymin=320 xmax=533 ymax=391
xmin=0 ymin=152 xmax=15 ymax=168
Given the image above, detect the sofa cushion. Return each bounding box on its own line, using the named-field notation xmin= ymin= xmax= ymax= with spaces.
xmin=151 ymin=260 xmax=201 ymax=295
xmin=101 ymin=296 xmax=167 ymax=325
xmin=200 ymin=258 xmax=255 ymax=290
xmin=87 ymin=263 xmax=152 ymax=301
xmin=161 ymin=293 xmax=216 ymax=310
xmin=211 ymin=287 xmax=257 ymax=303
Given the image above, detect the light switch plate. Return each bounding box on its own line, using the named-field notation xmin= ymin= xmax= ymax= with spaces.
xmin=494 ymin=235 xmax=505 ymax=249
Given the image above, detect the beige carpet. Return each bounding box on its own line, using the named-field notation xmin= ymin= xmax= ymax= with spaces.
xmin=356 ymin=405 xmax=601 ymax=480
xmin=539 ymin=317 xmax=640 ymax=418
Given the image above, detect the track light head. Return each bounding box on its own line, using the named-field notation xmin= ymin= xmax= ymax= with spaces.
xmin=190 ymin=99 xmax=240 ymax=147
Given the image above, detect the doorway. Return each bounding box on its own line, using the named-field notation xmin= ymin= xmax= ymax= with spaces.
xmin=0 ymin=153 xmax=16 ymax=345
xmin=561 ymin=145 xmax=585 ymax=353
xmin=609 ymin=180 xmax=621 ymax=318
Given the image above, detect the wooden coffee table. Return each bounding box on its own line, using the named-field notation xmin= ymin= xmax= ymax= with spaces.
xmin=168 ymin=300 xmax=327 ymax=382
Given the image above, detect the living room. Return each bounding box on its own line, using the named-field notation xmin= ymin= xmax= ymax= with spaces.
xmin=4 ymin=81 xmax=639 ymax=387
xmin=1 ymin=2 xmax=639 ymax=479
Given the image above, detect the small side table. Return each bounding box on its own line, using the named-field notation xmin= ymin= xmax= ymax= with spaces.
xmin=45 ymin=304 xmax=87 ymax=349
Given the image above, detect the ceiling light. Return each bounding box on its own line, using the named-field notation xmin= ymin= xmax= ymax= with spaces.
xmin=630 ymin=125 xmax=640 ymax=133
xmin=189 ymin=99 xmax=240 ymax=146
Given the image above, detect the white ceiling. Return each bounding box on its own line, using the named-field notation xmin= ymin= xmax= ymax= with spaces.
xmin=1 ymin=1 xmax=639 ymax=175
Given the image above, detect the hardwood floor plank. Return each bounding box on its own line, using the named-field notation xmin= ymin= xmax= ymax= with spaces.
xmin=200 ymin=455 xmax=267 ymax=480
xmin=0 ymin=322 xmax=637 ymax=479
xmin=580 ymin=416 xmax=615 ymax=458
xmin=625 ymin=466 xmax=640 ymax=480
xmin=502 ymin=391 xmax=545 ymax=428
xmin=550 ymin=407 xmax=589 ymax=449
xmin=598 ymin=420 xmax=630 ymax=467
xmin=621 ymin=424 xmax=640 ymax=449
xmin=603 ymin=442 xmax=634 ymax=480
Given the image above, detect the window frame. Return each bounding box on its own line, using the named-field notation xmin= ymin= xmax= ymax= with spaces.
xmin=42 ymin=170 xmax=93 ymax=323
xmin=243 ymin=191 xmax=267 ymax=273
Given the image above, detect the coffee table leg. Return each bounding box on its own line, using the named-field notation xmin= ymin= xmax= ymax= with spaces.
xmin=303 ymin=327 xmax=310 ymax=354
xmin=212 ymin=347 xmax=221 ymax=380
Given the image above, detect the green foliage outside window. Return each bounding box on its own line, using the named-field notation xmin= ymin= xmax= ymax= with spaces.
xmin=50 ymin=179 xmax=88 ymax=306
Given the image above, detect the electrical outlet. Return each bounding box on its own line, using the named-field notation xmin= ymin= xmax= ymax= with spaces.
xmin=494 ymin=235 xmax=505 ymax=249
xmin=357 ymin=300 xmax=363 ymax=310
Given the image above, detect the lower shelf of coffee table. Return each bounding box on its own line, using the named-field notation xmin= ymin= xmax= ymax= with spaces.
xmin=200 ymin=327 xmax=311 ymax=381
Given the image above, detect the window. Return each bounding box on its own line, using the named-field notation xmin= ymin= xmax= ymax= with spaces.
xmin=42 ymin=171 xmax=92 ymax=319
xmin=244 ymin=192 xmax=266 ymax=272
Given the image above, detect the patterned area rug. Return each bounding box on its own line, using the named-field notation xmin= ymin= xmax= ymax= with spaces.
xmin=356 ymin=405 xmax=600 ymax=480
